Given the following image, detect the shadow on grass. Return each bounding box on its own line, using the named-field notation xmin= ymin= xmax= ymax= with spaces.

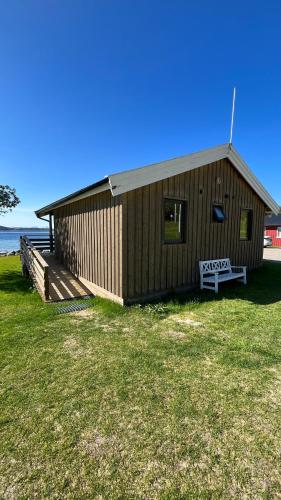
xmin=0 ymin=269 xmax=33 ymax=294
xmin=142 ymin=262 xmax=281 ymax=310
xmin=195 ymin=262 xmax=281 ymax=306
xmin=166 ymin=337 xmax=281 ymax=369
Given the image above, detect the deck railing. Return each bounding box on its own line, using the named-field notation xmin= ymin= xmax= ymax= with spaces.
xmin=27 ymin=236 xmax=54 ymax=252
xmin=20 ymin=236 xmax=50 ymax=301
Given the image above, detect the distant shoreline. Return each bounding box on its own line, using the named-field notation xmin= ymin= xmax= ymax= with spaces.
xmin=0 ymin=227 xmax=48 ymax=232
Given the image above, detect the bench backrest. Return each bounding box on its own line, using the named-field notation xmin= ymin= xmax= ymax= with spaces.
xmin=199 ymin=258 xmax=231 ymax=275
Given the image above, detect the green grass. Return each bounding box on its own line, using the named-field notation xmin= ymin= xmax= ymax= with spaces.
xmin=0 ymin=256 xmax=281 ymax=498
xmin=164 ymin=221 xmax=181 ymax=241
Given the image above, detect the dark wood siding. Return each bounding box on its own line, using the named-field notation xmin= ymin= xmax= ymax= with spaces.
xmin=123 ymin=158 xmax=265 ymax=302
xmin=54 ymin=190 xmax=123 ymax=299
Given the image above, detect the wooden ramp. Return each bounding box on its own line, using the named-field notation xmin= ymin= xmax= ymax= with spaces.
xmin=20 ymin=236 xmax=92 ymax=302
xmin=44 ymin=255 xmax=92 ymax=301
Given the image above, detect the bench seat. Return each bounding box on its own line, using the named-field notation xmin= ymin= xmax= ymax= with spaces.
xmin=199 ymin=259 xmax=247 ymax=293
xmin=203 ymin=272 xmax=245 ymax=283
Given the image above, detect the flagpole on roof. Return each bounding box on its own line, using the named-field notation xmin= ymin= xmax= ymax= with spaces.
xmin=229 ymin=87 xmax=236 ymax=145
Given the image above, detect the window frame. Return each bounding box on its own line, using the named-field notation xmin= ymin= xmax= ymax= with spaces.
xmin=240 ymin=208 xmax=253 ymax=241
xmin=212 ymin=204 xmax=225 ymax=223
xmin=163 ymin=197 xmax=186 ymax=244
xmin=277 ymin=227 xmax=281 ymax=239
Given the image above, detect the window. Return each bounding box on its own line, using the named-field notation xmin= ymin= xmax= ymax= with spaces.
xmin=240 ymin=209 xmax=252 ymax=240
xmin=213 ymin=205 xmax=225 ymax=223
xmin=164 ymin=199 xmax=185 ymax=243
xmin=277 ymin=227 xmax=281 ymax=238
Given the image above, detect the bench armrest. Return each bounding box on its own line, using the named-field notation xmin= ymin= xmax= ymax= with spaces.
xmin=231 ymin=266 xmax=247 ymax=272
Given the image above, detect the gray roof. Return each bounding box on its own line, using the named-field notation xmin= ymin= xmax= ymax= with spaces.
xmin=265 ymin=214 xmax=281 ymax=226
xmin=36 ymin=143 xmax=279 ymax=217
xmin=35 ymin=178 xmax=108 ymax=218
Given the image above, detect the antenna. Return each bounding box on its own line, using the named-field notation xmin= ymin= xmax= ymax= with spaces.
xmin=229 ymin=87 xmax=236 ymax=145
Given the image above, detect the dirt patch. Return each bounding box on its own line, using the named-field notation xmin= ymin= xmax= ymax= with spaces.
xmin=2 ymin=483 xmax=19 ymax=500
xmin=63 ymin=336 xmax=84 ymax=357
xmin=69 ymin=309 xmax=121 ymax=333
xmin=121 ymin=326 xmax=136 ymax=336
xmin=168 ymin=314 xmax=203 ymax=327
xmin=64 ymin=336 xmax=79 ymax=350
xmin=70 ymin=308 xmax=96 ymax=319
xmin=164 ymin=330 xmax=187 ymax=339
xmin=77 ymin=430 xmax=117 ymax=459
xmin=262 ymin=373 xmax=281 ymax=408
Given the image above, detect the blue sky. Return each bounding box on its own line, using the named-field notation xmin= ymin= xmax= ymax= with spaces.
xmin=1 ymin=0 xmax=280 ymax=227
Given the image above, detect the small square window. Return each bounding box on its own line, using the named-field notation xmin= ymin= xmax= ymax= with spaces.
xmin=240 ymin=209 xmax=253 ymax=240
xmin=164 ymin=199 xmax=185 ymax=243
xmin=213 ymin=205 xmax=225 ymax=223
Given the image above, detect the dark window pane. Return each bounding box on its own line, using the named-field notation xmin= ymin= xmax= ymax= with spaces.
xmin=164 ymin=199 xmax=185 ymax=242
xmin=240 ymin=209 xmax=252 ymax=240
xmin=213 ymin=205 xmax=225 ymax=223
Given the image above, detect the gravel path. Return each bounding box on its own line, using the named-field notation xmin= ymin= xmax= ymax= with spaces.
xmin=263 ymin=248 xmax=281 ymax=262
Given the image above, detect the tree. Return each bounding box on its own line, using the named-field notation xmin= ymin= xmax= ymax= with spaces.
xmin=0 ymin=185 xmax=20 ymax=215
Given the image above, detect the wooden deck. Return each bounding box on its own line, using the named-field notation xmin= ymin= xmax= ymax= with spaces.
xmin=44 ymin=255 xmax=92 ymax=301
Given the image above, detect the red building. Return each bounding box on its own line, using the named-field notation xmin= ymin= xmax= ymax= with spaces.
xmin=265 ymin=214 xmax=281 ymax=246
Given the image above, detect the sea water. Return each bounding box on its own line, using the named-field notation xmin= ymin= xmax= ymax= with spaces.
xmin=0 ymin=231 xmax=49 ymax=252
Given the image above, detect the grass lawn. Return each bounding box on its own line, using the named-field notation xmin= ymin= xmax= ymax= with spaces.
xmin=0 ymin=256 xmax=281 ymax=498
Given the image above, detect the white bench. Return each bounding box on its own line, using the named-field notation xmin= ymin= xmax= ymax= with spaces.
xmin=199 ymin=258 xmax=247 ymax=293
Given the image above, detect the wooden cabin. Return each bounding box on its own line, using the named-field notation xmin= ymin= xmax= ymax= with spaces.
xmin=35 ymin=144 xmax=279 ymax=304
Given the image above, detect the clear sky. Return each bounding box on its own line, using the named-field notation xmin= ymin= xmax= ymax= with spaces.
xmin=1 ymin=0 xmax=280 ymax=227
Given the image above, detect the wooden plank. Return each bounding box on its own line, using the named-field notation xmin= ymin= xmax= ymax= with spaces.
xmin=199 ymin=164 xmax=207 ymax=262
xmin=84 ymin=197 xmax=89 ymax=280
xmin=27 ymin=255 xmax=45 ymax=280
xmin=229 ymin=161 xmax=238 ymax=265
xmin=121 ymin=194 xmax=127 ymax=299
xmin=103 ymin=194 xmax=108 ymax=290
xmin=74 ymin=203 xmax=79 ymax=275
xmin=127 ymin=191 xmax=135 ymax=298
xmin=135 ymin=188 xmax=143 ymax=297
xmin=154 ymin=180 xmax=162 ymax=291
xmin=177 ymin=244 xmax=183 ymax=287
xmin=182 ymin=172 xmax=188 ymax=285
xmin=23 ymin=243 xmax=49 ymax=271
xmin=66 ymin=204 xmax=70 ymax=269
xmin=112 ymin=196 xmax=117 ymax=296
xmin=29 ymin=238 xmax=51 ymax=243
xmin=194 ymin=166 xmax=201 ymax=282
xmin=96 ymin=193 xmax=101 ymax=287
xmin=82 ymin=198 xmax=86 ymax=280
xmin=78 ymin=275 xmax=123 ymax=305
xmin=148 ymin=183 xmax=156 ymax=292
xmin=118 ymin=196 xmax=122 ymax=298
xmin=89 ymin=196 xmax=93 ymax=283
xmin=110 ymin=196 xmax=115 ymax=295
xmin=141 ymin=185 xmax=149 ymax=295
xmin=222 ymin=159 xmax=229 ymax=259
xmin=161 ymin=179 xmax=168 ymax=290
xmin=186 ymin=170 xmax=192 ymax=283
xmin=175 ymin=173 xmax=180 ymax=198
xmin=107 ymin=195 xmax=112 ymax=293
xmin=92 ymin=196 xmax=97 ymax=283
xmin=44 ymin=266 xmax=49 ymax=300
xmin=99 ymin=194 xmax=104 ymax=289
